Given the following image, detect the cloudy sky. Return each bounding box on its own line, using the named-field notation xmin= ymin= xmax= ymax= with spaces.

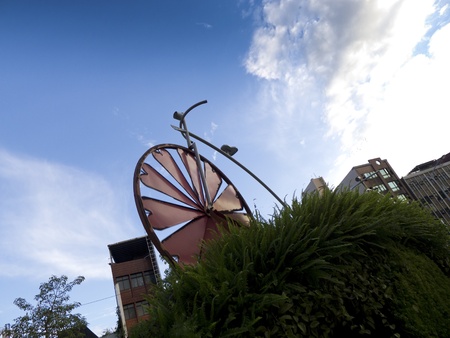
xmin=1 ymin=0 xmax=449 ymax=335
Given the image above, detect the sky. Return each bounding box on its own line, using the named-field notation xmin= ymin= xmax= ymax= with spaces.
xmin=0 ymin=0 xmax=449 ymax=335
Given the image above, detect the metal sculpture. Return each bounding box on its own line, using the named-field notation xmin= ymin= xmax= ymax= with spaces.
xmin=134 ymin=100 xmax=285 ymax=266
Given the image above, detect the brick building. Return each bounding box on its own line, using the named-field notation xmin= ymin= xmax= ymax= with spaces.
xmin=108 ymin=236 xmax=161 ymax=336
xmin=337 ymin=157 xmax=411 ymax=201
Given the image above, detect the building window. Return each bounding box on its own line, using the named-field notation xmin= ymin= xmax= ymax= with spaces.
xmin=124 ymin=304 xmax=136 ymax=320
xmin=397 ymin=194 xmax=407 ymax=202
xmin=388 ymin=181 xmax=400 ymax=192
xmin=379 ymin=168 xmax=391 ymax=179
xmin=143 ymin=271 xmax=156 ymax=285
xmin=131 ymin=273 xmax=145 ymax=288
xmin=116 ymin=276 xmax=130 ymax=291
xmin=136 ymin=301 xmax=148 ymax=317
xmin=363 ymin=171 xmax=377 ymax=180
xmin=372 ymin=184 xmax=387 ymax=192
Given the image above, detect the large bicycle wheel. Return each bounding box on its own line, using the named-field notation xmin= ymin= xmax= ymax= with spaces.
xmin=134 ymin=144 xmax=251 ymax=265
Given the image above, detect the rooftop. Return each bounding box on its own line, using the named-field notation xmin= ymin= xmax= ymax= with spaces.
xmin=407 ymin=152 xmax=450 ymax=175
xmin=108 ymin=236 xmax=150 ymax=263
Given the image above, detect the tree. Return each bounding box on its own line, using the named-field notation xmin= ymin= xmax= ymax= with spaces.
xmin=7 ymin=275 xmax=87 ymax=338
xmin=100 ymin=307 xmax=124 ymax=338
xmin=131 ymin=189 xmax=450 ymax=337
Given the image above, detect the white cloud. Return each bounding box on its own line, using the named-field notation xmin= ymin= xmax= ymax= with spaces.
xmin=203 ymin=121 xmax=218 ymax=143
xmin=244 ymin=0 xmax=450 ymax=187
xmin=439 ymin=3 xmax=448 ymax=16
xmin=210 ymin=121 xmax=218 ymax=133
xmin=135 ymin=132 xmax=156 ymax=148
xmin=196 ymin=22 xmax=213 ymax=29
xmin=0 ymin=149 xmax=136 ymax=280
xmin=356 ymin=21 xmax=450 ymax=175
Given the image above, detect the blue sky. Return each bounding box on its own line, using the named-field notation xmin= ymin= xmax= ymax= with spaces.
xmin=1 ymin=0 xmax=449 ymax=335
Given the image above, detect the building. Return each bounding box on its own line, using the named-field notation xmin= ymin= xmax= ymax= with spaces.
xmin=337 ymin=157 xmax=411 ymax=201
xmin=108 ymin=236 xmax=161 ymax=336
xmin=403 ymin=152 xmax=450 ymax=226
xmin=303 ymin=177 xmax=328 ymax=196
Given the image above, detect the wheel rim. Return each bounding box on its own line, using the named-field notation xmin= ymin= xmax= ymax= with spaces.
xmin=134 ymin=144 xmax=251 ymax=265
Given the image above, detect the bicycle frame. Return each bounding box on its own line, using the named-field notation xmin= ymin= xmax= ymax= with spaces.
xmin=172 ymin=100 xmax=287 ymax=209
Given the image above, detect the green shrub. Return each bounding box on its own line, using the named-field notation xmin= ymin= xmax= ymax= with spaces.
xmin=132 ymin=189 xmax=450 ymax=337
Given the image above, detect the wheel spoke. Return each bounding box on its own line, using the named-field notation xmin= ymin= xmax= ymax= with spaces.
xmin=161 ymin=216 xmax=208 ymax=265
xmin=223 ymin=212 xmax=251 ymax=226
xmin=177 ymin=148 xmax=205 ymax=207
xmin=140 ymin=163 xmax=198 ymax=208
xmin=201 ymin=216 xmax=225 ymax=241
xmin=152 ymin=148 xmax=201 ymax=206
xmin=204 ymin=161 xmax=222 ymax=202
xmin=142 ymin=197 xmax=203 ymax=230
xmin=213 ymin=184 xmax=243 ymax=212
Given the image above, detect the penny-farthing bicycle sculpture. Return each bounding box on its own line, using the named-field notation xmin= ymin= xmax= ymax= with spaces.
xmin=133 ymin=100 xmax=287 ymax=266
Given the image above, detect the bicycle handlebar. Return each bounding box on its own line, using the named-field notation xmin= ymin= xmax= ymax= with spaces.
xmin=173 ymin=100 xmax=208 ymax=128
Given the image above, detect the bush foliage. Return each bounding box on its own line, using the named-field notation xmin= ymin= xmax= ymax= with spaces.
xmin=130 ymin=189 xmax=450 ymax=337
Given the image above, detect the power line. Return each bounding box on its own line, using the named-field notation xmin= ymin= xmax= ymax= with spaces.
xmin=80 ymin=295 xmax=116 ymax=307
